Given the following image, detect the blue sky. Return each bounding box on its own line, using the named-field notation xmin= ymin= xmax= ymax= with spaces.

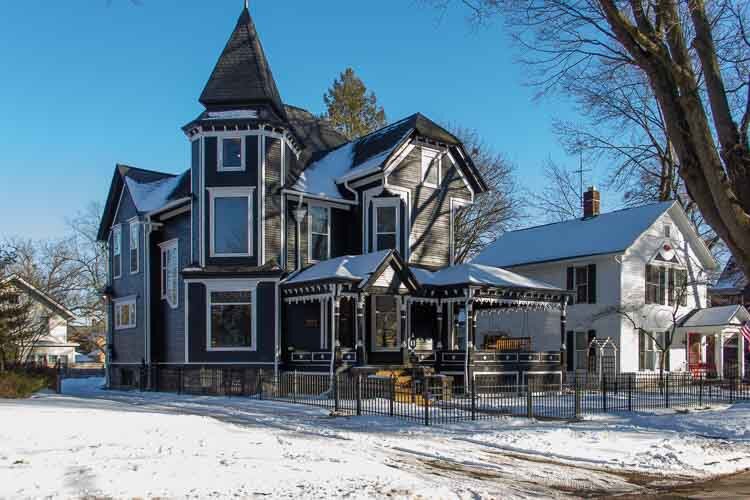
xmin=0 ymin=0 xmax=606 ymax=240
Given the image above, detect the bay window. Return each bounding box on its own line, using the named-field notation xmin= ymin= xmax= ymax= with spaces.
xmin=309 ymin=205 xmax=330 ymax=262
xmin=219 ymin=137 xmax=244 ymax=171
xmin=209 ymin=187 xmax=254 ymax=257
xmin=208 ymin=288 xmax=254 ymax=351
xmin=373 ymin=198 xmax=399 ymax=252
xmin=372 ymin=295 xmax=400 ymax=351
xmin=160 ymin=239 xmax=179 ymax=308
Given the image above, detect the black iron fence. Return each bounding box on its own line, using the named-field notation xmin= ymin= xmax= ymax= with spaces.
xmin=113 ymin=365 xmax=750 ymax=426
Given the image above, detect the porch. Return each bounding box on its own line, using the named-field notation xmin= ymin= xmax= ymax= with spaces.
xmin=281 ymin=252 xmax=572 ymax=383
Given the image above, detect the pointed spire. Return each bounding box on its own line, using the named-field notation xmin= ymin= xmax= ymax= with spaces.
xmin=199 ymin=4 xmax=286 ymax=120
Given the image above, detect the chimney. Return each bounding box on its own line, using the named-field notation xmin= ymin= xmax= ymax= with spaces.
xmin=583 ymin=186 xmax=600 ymax=218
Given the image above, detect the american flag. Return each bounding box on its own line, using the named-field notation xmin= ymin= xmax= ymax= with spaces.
xmin=741 ymin=322 xmax=750 ymax=350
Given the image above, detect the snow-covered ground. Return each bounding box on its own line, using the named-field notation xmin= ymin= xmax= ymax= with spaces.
xmin=1 ymin=378 xmax=749 ymax=499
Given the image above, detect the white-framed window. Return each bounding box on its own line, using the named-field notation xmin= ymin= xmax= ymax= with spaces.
xmin=372 ymin=198 xmax=400 ymax=252
xmin=218 ymin=136 xmax=245 ymax=172
xmin=160 ymin=239 xmax=179 ymax=309
xmin=421 ymin=147 xmax=441 ymax=188
xmin=566 ymin=331 xmax=594 ymax=371
xmin=646 ymin=265 xmax=687 ymax=306
xmin=209 ymin=187 xmax=255 ymax=257
xmin=308 ymin=204 xmax=330 ymax=262
xmin=639 ymin=331 xmax=665 ymax=371
xmin=114 ymin=297 xmax=136 ymax=330
xmin=129 ymin=219 xmax=139 ymax=274
xmin=664 ymin=224 xmax=672 ymax=238
xmin=371 ymin=295 xmax=400 ymax=352
xmin=207 ymin=283 xmax=256 ymax=351
xmin=112 ymin=225 xmax=122 ymax=280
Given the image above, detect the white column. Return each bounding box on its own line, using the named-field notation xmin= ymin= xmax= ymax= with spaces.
xmin=715 ymin=334 xmax=724 ymax=379
xmin=739 ymin=332 xmax=746 ymax=380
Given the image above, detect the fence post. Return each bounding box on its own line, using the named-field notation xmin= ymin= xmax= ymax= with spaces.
xmin=389 ymin=375 xmax=395 ymax=417
xmin=628 ymin=373 xmax=633 ymax=412
xmin=356 ymin=374 xmax=362 ymax=416
xmin=526 ymin=382 xmax=533 ymax=419
xmin=471 ymin=374 xmax=477 ymax=421
xmin=602 ymin=374 xmax=608 ymax=412
xmin=423 ymin=379 xmax=430 ymax=426
xmin=665 ymin=373 xmax=670 ymax=408
xmin=334 ymin=374 xmax=340 ymax=412
xmin=574 ymin=376 xmax=581 ymax=419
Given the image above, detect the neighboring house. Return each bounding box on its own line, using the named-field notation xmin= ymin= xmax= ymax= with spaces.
xmin=472 ymin=188 xmax=742 ymax=376
xmin=711 ymin=257 xmax=750 ymax=308
xmin=97 ymin=5 xmax=570 ymax=388
xmin=0 ymin=275 xmax=77 ymax=367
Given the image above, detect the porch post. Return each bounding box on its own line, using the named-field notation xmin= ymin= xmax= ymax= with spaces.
xmin=715 ymin=334 xmax=724 ymax=379
xmin=332 ymin=291 xmax=340 ymax=372
xmin=400 ymin=297 xmax=410 ymax=366
xmin=560 ymin=296 xmax=568 ymax=375
xmin=356 ymin=295 xmax=367 ymax=366
xmin=465 ymin=296 xmax=474 ymax=389
xmin=435 ymin=301 xmax=444 ymax=351
xmin=740 ymin=332 xmax=746 ymax=380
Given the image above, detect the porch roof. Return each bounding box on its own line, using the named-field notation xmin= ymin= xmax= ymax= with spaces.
xmin=678 ymin=305 xmax=750 ymax=328
xmin=415 ymin=263 xmax=564 ymax=293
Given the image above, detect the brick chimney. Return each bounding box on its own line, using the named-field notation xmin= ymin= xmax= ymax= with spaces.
xmin=583 ymin=186 xmax=600 ymax=218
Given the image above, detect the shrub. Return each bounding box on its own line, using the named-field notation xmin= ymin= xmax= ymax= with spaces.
xmin=0 ymin=371 xmax=51 ymax=399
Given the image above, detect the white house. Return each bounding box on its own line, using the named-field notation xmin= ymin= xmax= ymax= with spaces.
xmin=1 ymin=275 xmax=78 ymax=367
xmin=471 ymin=189 xmax=745 ymax=376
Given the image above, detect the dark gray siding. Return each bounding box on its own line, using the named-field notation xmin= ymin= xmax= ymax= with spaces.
xmin=186 ymin=280 xmax=276 ymax=364
xmin=152 ymin=212 xmax=190 ymax=364
xmin=191 ymin=139 xmax=201 ymax=265
xmin=284 ymin=302 xmax=321 ymax=352
xmin=109 ymin=186 xmax=146 ymax=364
xmin=264 ymin=137 xmax=282 ymax=265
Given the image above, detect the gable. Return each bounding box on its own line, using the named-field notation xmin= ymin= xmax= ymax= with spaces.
xmin=1 ymin=276 xmax=75 ymax=319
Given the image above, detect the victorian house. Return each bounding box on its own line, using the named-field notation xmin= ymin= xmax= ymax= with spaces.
xmin=98 ymin=5 xmax=569 ymax=388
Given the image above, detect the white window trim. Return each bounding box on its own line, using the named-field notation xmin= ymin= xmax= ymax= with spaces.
xmin=160 ymin=239 xmax=179 ymax=309
xmin=218 ymin=136 xmax=246 ymax=172
xmin=370 ymin=295 xmax=402 ymax=352
xmin=208 ymin=187 xmax=255 ymax=258
xmin=128 ymin=218 xmax=140 ymax=275
xmin=206 ymin=281 xmax=257 ymax=352
xmin=308 ymin=203 xmax=331 ymax=263
xmin=372 ymin=197 xmax=401 ymax=253
xmin=421 ymin=147 xmax=441 ymax=189
xmin=112 ymin=225 xmax=122 ymax=280
xmin=114 ymin=296 xmax=136 ymax=331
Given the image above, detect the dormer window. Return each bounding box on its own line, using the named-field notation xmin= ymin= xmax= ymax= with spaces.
xmin=421 ymin=148 xmax=441 ymax=188
xmin=373 ymin=198 xmax=400 ymax=252
xmin=219 ymin=137 xmax=244 ymax=171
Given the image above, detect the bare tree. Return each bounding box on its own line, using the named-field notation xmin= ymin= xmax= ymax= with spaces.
xmin=451 ymin=127 xmax=523 ymax=262
xmin=430 ymin=0 xmax=750 ymax=280
xmin=531 ymin=159 xmax=588 ymax=222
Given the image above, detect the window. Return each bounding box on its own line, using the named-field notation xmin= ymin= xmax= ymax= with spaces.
xmin=567 ymin=265 xmax=596 ymax=304
xmin=208 ymin=290 xmax=254 ymax=350
xmin=209 ymin=187 xmax=254 ymax=257
xmin=160 ymin=240 xmax=179 ymax=308
xmin=309 ymin=205 xmax=330 ymax=262
xmin=646 ymin=265 xmax=687 ymax=306
xmin=114 ymin=298 xmax=136 ymax=330
xmin=664 ymin=224 xmax=672 ymax=238
xmin=112 ymin=225 xmax=122 ymax=279
xmin=639 ymin=331 xmax=665 ymax=371
xmin=421 ymin=148 xmax=441 ymax=187
xmin=372 ymin=295 xmax=400 ymax=351
xmin=219 ymin=137 xmax=244 ymax=171
xmin=668 ymin=268 xmax=688 ymax=307
xmin=373 ymin=198 xmax=399 ymax=252
xmin=566 ymin=331 xmax=595 ymax=371
xmin=129 ymin=219 xmax=139 ymax=274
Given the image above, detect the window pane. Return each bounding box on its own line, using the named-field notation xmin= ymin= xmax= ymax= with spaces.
xmin=374 ymin=296 xmax=398 ymax=349
xmin=309 ymin=206 xmax=329 ymax=235
xmin=376 ymin=206 xmax=396 ymax=233
xmin=214 ymin=197 xmax=249 ymax=255
xmin=211 ymin=304 xmax=252 ymax=348
xmin=311 ymin=234 xmax=328 ymax=261
xmin=377 ymin=234 xmax=397 ymax=251
xmin=211 ymin=291 xmax=251 ymax=304
xmin=222 ymin=138 xmax=242 ymax=168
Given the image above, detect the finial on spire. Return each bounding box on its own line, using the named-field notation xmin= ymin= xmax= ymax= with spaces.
xmin=244 ymin=0 xmax=249 ymax=9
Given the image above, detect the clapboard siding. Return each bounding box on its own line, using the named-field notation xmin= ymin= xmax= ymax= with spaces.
xmin=191 ymin=139 xmax=201 ymax=265
xmin=264 ymin=137 xmax=282 ymax=265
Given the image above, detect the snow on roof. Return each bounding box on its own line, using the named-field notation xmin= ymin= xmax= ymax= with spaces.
xmin=713 ymin=257 xmax=748 ymax=292
xmin=125 ymin=174 xmax=184 ymax=214
xmin=285 ymin=250 xmax=392 ymax=286
xmin=419 ymin=263 xmax=562 ymax=291
xmin=291 ymin=142 xmax=354 ymax=199
xmin=473 ymin=201 xmax=676 ymax=268
xmin=679 ymin=305 xmax=750 ymax=328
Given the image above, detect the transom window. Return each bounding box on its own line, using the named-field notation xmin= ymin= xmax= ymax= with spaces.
xmin=114 ymin=298 xmax=136 ymax=330
xmin=129 ymin=219 xmax=139 ymax=274
xmin=372 ymin=295 xmax=400 ymax=351
xmin=209 ymin=187 xmax=254 ymax=257
xmin=373 ymin=198 xmax=400 ymax=252
xmin=160 ymin=240 xmax=179 ymax=309
xmin=112 ymin=225 xmax=122 ymax=280
xmin=421 ymin=148 xmax=441 ymax=188
xmin=208 ymin=289 xmax=254 ymax=351
xmin=309 ymin=205 xmax=330 ymax=262
xmin=219 ymin=137 xmax=244 ymax=171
